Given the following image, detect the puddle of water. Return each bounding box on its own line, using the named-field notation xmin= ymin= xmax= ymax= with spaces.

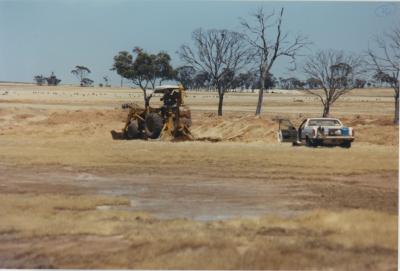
xmin=96 ymin=205 xmax=112 ymax=211
xmin=94 ymin=180 xmax=307 ymax=221
xmin=1 ymin=167 xmax=311 ymax=221
xmin=76 ymin=173 xmax=106 ymax=182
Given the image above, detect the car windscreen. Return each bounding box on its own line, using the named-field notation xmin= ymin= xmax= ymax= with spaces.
xmin=308 ymin=119 xmax=341 ymax=126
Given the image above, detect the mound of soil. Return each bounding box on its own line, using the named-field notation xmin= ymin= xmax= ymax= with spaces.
xmin=41 ymin=109 xmax=126 ymax=126
xmin=191 ymin=113 xmax=278 ymax=143
xmin=0 ymin=108 xmax=397 ymax=145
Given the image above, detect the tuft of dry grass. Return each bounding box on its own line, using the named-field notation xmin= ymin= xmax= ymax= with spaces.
xmin=0 ymin=194 xmax=132 ymax=236
xmin=0 ymin=192 xmax=396 ymax=269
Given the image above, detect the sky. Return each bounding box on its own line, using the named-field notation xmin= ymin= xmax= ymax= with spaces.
xmin=0 ymin=0 xmax=399 ymax=86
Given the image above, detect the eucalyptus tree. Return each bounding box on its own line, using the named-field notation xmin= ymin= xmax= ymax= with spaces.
xmin=81 ymin=78 xmax=93 ymax=87
xmin=175 ymin=66 xmax=196 ymax=90
xmin=241 ymin=7 xmax=309 ymax=115
xmin=112 ymin=47 xmax=174 ymax=102
xmin=71 ymin=65 xmax=91 ymax=86
xmin=303 ymin=50 xmax=364 ymax=117
xmin=366 ymin=25 xmax=400 ymax=124
xmin=34 ymin=75 xmax=46 ymax=86
xmin=111 ymin=51 xmax=132 ymax=88
xmin=179 ymin=28 xmax=250 ymax=115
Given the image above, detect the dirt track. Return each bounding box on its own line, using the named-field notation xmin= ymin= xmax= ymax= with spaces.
xmin=0 ymin=84 xmax=398 ymax=269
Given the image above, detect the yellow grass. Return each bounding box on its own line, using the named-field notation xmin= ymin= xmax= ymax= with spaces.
xmin=0 ymin=136 xmax=397 ymax=176
xmin=0 ymin=84 xmax=397 ymax=269
xmin=0 ymin=193 xmax=396 ymax=269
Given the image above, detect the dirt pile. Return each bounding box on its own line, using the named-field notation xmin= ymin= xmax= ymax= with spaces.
xmin=341 ymin=116 xmax=399 ymax=146
xmin=41 ymin=109 xmax=126 ymax=126
xmin=342 ymin=115 xmax=395 ymax=127
xmin=0 ymin=108 xmax=397 ymax=145
xmin=0 ymin=108 xmax=126 ymax=137
xmin=38 ymin=110 xmax=281 ymax=142
xmin=191 ymin=112 xmax=278 ymax=142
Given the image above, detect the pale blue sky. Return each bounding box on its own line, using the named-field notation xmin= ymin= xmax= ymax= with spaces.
xmin=0 ymin=0 xmax=399 ymax=86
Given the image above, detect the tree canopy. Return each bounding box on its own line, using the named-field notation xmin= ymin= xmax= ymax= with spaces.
xmin=34 ymin=72 xmax=61 ymax=86
xmin=71 ymin=65 xmax=92 ymax=87
xmin=175 ymin=66 xmax=196 ymax=89
xmin=241 ymin=7 xmax=309 ymax=115
xmin=112 ymin=48 xmax=175 ymax=100
xmin=179 ymin=28 xmax=250 ymax=115
xmin=366 ymin=25 xmax=400 ymax=124
xmin=303 ymin=50 xmax=364 ymax=117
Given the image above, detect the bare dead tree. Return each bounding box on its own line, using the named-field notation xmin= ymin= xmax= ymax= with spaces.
xmin=303 ymin=50 xmax=364 ymax=117
xmin=366 ymin=25 xmax=400 ymax=124
xmin=241 ymin=7 xmax=309 ymax=116
xmin=179 ymin=28 xmax=250 ymax=116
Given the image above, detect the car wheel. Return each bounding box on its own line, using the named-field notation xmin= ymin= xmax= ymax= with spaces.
xmin=340 ymin=141 xmax=352 ymax=148
xmin=306 ymin=137 xmax=317 ymax=147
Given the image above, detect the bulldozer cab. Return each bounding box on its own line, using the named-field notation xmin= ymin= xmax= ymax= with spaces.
xmin=277 ymin=119 xmax=298 ymax=143
xmin=154 ymin=85 xmax=185 ymax=107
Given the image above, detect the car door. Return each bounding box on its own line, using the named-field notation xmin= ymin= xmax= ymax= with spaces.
xmin=298 ymin=119 xmax=308 ymax=141
xmin=278 ymin=119 xmax=298 ymax=142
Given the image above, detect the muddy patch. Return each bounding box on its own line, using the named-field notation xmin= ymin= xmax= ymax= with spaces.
xmin=0 ymin=165 xmax=313 ymax=221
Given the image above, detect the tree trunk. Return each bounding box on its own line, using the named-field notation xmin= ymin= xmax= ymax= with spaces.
xmin=394 ymin=91 xmax=399 ymax=125
xmin=322 ymin=104 xmax=330 ymax=118
xmin=218 ymin=92 xmax=224 ymax=116
xmin=255 ymin=87 xmax=264 ymax=116
xmin=143 ymin=89 xmax=147 ymax=105
xmin=256 ymin=67 xmax=267 ymax=116
xmin=120 ymin=76 xmax=123 ymax=88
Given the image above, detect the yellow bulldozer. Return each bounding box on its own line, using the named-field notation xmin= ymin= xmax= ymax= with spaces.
xmin=112 ymin=85 xmax=193 ymax=140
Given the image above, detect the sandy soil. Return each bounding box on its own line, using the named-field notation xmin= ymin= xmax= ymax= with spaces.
xmin=0 ymin=83 xmax=398 ymax=269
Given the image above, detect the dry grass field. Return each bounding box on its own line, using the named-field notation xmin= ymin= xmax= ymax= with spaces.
xmin=0 ymin=83 xmax=398 ymax=269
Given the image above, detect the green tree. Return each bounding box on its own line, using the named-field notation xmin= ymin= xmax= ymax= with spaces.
xmin=305 ymin=77 xmax=322 ymax=89
xmin=34 ymin=73 xmax=61 ymax=86
xmin=111 ymin=51 xmax=133 ymax=88
xmin=175 ymin=66 xmax=196 ymax=89
xmin=46 ymin=72 xmax=61 ymax=86
xmin=103 ymin=76 xmax=110 ymax=87
xmin=153 ymin=52 xmax=176 ymax=87
xmin=81 ymin=78 xmax=94 ymax=87
xmin=112 ymin=47 xmax=175 ymax=102
xmin=193 ymin=71 xmax=211 ymax=90
xmin=71 ymin=65 xmax=91 ymax=86
xmin=34 ymin=75 xmax=46 ymax=86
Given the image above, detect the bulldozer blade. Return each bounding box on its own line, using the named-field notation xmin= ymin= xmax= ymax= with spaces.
xmin=181 ymin=127 xmax=194 ymax=140
xmin=110 ymin=130 xmax=126 ymax=140
xmin=172 ymin=126 xmax=194 ymax=141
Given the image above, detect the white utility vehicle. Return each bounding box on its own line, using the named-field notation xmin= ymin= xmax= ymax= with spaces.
xmin=278 ymin=118 xmax=354 ymax=148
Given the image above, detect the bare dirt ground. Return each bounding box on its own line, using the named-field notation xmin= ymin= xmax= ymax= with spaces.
xmin=0 ymin=83 xmax=398 ymax=269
